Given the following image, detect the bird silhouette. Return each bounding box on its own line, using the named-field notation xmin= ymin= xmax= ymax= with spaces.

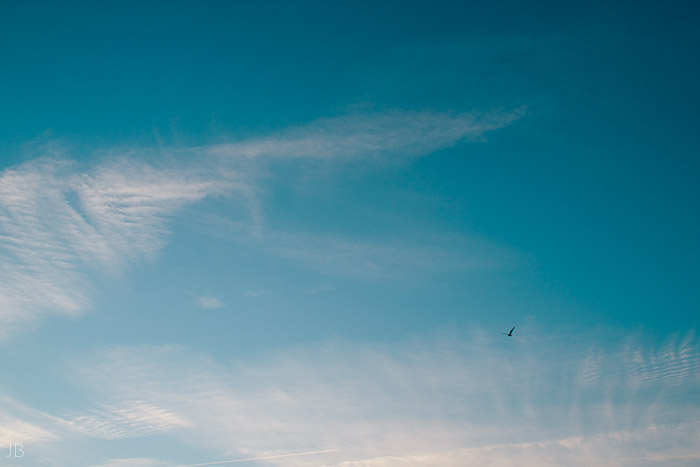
xmin=501 ymin=327 xmax=515 ymax=337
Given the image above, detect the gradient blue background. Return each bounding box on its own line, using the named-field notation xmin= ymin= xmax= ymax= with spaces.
xmin=1 ymin=1 xmax=699 ymax=466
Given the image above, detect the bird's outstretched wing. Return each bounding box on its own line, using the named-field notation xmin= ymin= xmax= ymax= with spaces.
xmin=509 ymin=327 xmax=515 ymax=335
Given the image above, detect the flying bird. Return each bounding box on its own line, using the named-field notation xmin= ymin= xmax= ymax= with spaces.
xmin=502 ymin=327 xmax=515 ymax=337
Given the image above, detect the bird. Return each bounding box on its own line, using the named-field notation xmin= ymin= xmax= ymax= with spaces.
xmin=501 ymin=327 xmax=515 ymax=337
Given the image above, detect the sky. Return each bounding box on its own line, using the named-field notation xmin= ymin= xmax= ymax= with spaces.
xmin=1 ymin=0 xmax=699 ymax=465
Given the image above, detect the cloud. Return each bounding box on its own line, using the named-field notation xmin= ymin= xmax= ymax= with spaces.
xmin=208 ymin=108 xmax=524 ymax=160
xmin=623 ymin=331 xmax=700 ymax=387
xmin=202 ymin=218 xmax=516 ymax=280
xmin=63 ymin=401 xmax=190 ymax=440
xmin=0 ymin=416 xmax=57 ymax=447
xmin=91 ymin=459 xmax=172 ymax=467
xmin=261 ymin=231 xmax=509 ymax=279
xmin=334 ymin=425 xmax=700 ymax=466
xmin=55 ymin=330 xmax=700 ymax=466
xmin=195 ymin=296 xmax=225 ymax=309
xmin=0 ymin=394 xmax=61 ymax=451
xmin=0 ymin=108 xmax=522 ymax=338
xmin=0 ymin=157 xmax=232 ymax=339
xmin=243 ymin=289 xmax=270 ymax=297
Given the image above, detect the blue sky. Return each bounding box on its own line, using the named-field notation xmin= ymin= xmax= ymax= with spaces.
xmin=1 ymin=1 xmax=699 ymax=466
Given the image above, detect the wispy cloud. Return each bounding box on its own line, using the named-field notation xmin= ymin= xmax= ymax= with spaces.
xmin=1 ymin=108 xmax=522 ymax=338
xmin=55 ymin=330 xmax=700 ymax=466
xmin=0 ymin=157 xmax=232 ymax=338
xmin=208 ymin=108 xmax=524 ymax=160
xmin=63 ymin=401 xmax=190 ymax=440
xmin=195 ymin=296 xmax=224 ymax=309
xmin=261 ymin=231 xmax=510 ymax=279
xmin=0 ymin=416 xmax=57 ymax=447
xmin=624 ymin=331 xmax=700 ymax=387
xmin=91 ymin=458 xmax=172 ymax=467
xmin=0 ymin=394 xmax=61 ymax=448
xmin=243 ymin=289 xmax=270 ymax=297
xmin=334 ymin=424 xmax=700 ymax=466
xmin=202 ymin=218 xmax=516 ymax=280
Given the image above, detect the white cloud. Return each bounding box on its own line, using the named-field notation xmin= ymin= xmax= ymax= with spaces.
xmin=63 ymin=401 xmax=190 ymax=440
xmin=0 ymin=108 xmax=522 ymax=338
xmin=259 ymin=230 xmax=513 ymax=279
xmin=59 ymin=330 xmax=700 ymax=466
xmin=0 ymin=394 xmax=62 ymax=451
xmin=208 ymin=108 xmax=524 ymax=160
xmin=0 ymin=416 xmax=57 ymax=447
xmin=195 ymin=296 xmax=224 ymax=309
xmin=623 ymin=331 xmax=700 ymax=387
xmin=335 ymin=425 xmax=700 ymax=466
xmin=243 ymin=289 xmax=270 ymax=297
xmin=0 ymin=157 xmax=232 ymax=339
xmin=201 ymin=218 xmax=516 ymax=280
xmin=1 ymin=329 xmax=697 ymax=466
xmin=91 ymin=458 xmax=172 ymax=467
xmin=208 ymin=109 xmax=524 ymax=159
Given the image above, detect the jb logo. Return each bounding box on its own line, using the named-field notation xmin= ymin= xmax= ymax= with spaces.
xmin=5 ymin=444 xmax=24 ymax=458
